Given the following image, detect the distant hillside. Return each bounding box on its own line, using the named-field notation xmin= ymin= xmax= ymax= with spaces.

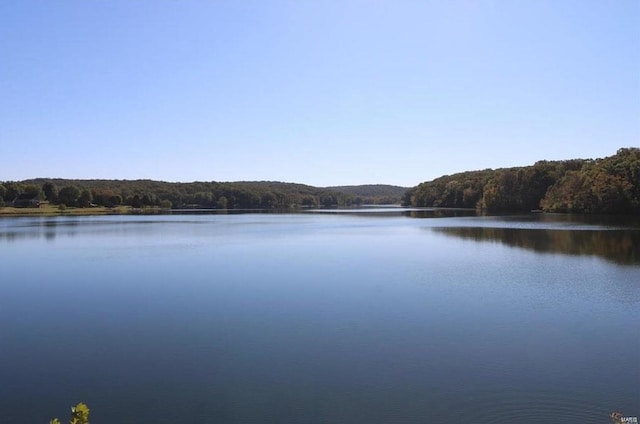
xmin=327 ymin=184 xmax=408 ymax=204
xmin=3 ymin=148 xmax=638 ymax=214
xmin=0 ymin=178 xmax=411 ymax=210
xmin=404 ymin=147 xmax=640 ymax=214
xmin=0 ymin=179 xmax=356 ymax=209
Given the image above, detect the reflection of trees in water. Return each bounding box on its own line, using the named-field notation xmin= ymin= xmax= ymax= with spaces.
xmin=405 ymin=209 xmax=479 ymax=218
xmin=0 ymin=219 xmax=73 ymax=242
xmin=0 ymin=229 xmax=59 ymax=241
xmin=433 ymin=227 xmax=640 ymax=265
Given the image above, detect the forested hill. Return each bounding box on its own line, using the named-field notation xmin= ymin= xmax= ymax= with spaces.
xmin=2 ymin=148 xmax=638 ymax=213
xmin=404 ymin=147 xmax=640 ymax=214
xmin=0 ymin=179 xmax=400 ymax=210
xmin=326 ymin=185 xmax=408 ymax=204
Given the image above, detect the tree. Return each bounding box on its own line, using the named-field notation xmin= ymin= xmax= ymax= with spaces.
xmin=141 ymin=193 xmax=156 ymax=206
xmin=4 ymin=182 xmax=23 ymax=201
xmin=78 ymin=189 xmax=93 ymax=207
xmin=9 ymin=184 xmax=44 ymax=205
xmin=129 ymin=194 xmax=143 ymax=208
xmin=541 ymin=147 xmax=640 ymax=213
xmin=320 ymin=194 xmax=337 ymax=207
xmin=109 ymin=194 xmax=123 ymax=207
xmin=42 ymin=182 xmax=58 ymax=203
xmin=261 ymin=192 xmax=276 ymax=208
xmin=216 ymin=196 xmax=228 ymax=209
xmin=301 ymin=196 xmax=317 ymax=207
xmin=193 ymin=191 xmax=213 ymax=207
xmin=58 ymin=186 xmax=81 ymax=207
xmin=92 ymin=190 xmax=122 ymax=207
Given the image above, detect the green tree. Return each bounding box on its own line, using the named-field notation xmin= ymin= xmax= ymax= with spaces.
xmin=0 ymin=183 xmax=6 ymax=202
xmin=42 ymin=182 xmax=58 ymax=202
xmin=78 ymin=189 xmax=93 ymax=207
xmin=129 ymin=194 xmax=143 ymax=208
xmin=58 ymin=186 xmax=81 ymax=207
xmin=193 ymin=191 xmax=213 ymax=207
xmin=320 ymin=194 xmax=337 ymax=207
xmin=92 ymin=189 xmax=121 ymax=207
xmin=541 ymin=147 xmax=640 ymax=213
xmin=216 ymin=196 xmax=228 ymax=209
xmin=261 ymin=192 xmax=276 ymax=208
xmin=15 ymin=184 xmax=44 ymax=202
xmin=141 ymin=192 xmax=156 ymax=206
xmin=301 ymin=196 xmax=317 ymax=207
xmin=4 ymin=182 xmax=23 ymax=201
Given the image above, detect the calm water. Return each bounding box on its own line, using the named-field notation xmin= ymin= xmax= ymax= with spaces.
xmin=0 ymin=210 xmax=638 ymax=423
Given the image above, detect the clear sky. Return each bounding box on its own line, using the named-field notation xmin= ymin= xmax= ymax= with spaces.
xmin=1 ymin=0 xmax=638 ymax=187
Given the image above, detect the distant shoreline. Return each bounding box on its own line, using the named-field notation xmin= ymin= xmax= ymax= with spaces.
xmin=2 ymin=148 xmax=638 ymax=215
xmin=0 ymin=204 xmax=150 ymax=216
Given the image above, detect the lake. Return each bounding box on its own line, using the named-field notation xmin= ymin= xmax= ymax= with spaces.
xmin=0 ymin=210 xmax=638 ymax=423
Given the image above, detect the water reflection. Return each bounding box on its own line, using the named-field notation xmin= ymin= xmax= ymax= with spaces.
xmin=0 ymin=217 xmax=79 ymax=241
xmin=433 ymin=226 xmax=640 ymax=265
xmin=404 ymin=208 xmax=479 ymax=218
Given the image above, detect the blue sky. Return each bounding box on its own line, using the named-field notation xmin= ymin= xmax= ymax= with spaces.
xmin=1 ymin=0 xmax=638 ymax=187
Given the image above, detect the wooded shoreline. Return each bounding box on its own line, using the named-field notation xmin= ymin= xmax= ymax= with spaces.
xmin=404 ymin=147 xmax=639 ymax=214
xmin=1 ymin=148 xmax=638 ymax=215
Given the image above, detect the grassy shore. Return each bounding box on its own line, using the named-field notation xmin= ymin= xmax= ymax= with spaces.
xmin=0 ymin=204 xmax=142 ymax=216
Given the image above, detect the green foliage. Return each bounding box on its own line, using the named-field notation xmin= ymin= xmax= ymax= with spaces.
xmin=129 ymin=194 xmax=143 ymax=208
xmin=70 ymin=402 xmax=90 ymax=424
xmin=301 ymin=195 xmax=317 ymax=207
xmin=405 ymin=170 xmax=494 ymax=208
xmin=4 ymin=182 xmax=23 ymax=201
xmin=42 ymin=182 xmax=58 ymax=202
xmin=541 ymin=148 xmax=640 ymax=213
xmin=58 ymin=186 xmax=81 ymax=207
xmin=21 ymin=184 xmax=43 ymax=199
xmin=92 ymin=189 xmax=122 ymax=207
xmin=326 ymin=185 xmax=408 ymax=204
xmin=50 ymin=402 xmax=90 ymax=424
xmin=405 ymin=148 xmax=640 ymax=214
xmin=6 ymin=149 xmax=636 ymax=214
xmin=193 ymin=191 xmax=214 ymax=207
xmin=4 ymin=179 xmax=365 ymax=210
xmin=78 ymin=189 xmax=93 ymax=207
xmin=216 ymin=195 xmax=228 ymax=209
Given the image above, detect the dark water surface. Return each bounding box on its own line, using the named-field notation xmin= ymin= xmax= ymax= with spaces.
xmin=0 ymin=211 xmax=638 ymax=423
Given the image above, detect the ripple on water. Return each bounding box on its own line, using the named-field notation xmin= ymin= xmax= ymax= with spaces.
xmin=448 ymin=388 xmax=621 ymax=424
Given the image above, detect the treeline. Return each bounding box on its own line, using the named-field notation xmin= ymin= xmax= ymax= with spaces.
xmin=326 ymin=184 xmax=408 ymax=205
xmin=0 ymin=179 xmax=362 ymax=209
xmin=2 ymin=148 xmax=637 ymax=213
xmin=404 ymin=147 xmax=640 ymax=214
